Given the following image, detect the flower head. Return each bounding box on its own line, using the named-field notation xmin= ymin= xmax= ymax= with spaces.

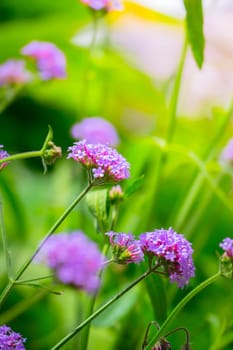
xmin=35 ymin=231 xmax=104 ymax=294
xmin=67 ymin=140 xmax=130 ymax=183
xmin=80 ymin=0 xmax=123 ymax=11
xmin=0 ymin=145 xmax=9 ymax=171
xmin=140 ymin=227 xmax=195 ymax=288
xmin=71 ymin=117 xmax=119 ymax=146
xmin=106 ymin=231 xmax=144 ymax=264
xmin=219 ymin=237 xmax=233 ymax=258
xmin=0 ymin=325 xmax=26 ymax=350
xmin=0 ymin=59 xmax=31 ymax=87
xmin=220 ymin=138 xmax=233 ymax=165
xmin=21 ymin=41 xmax=66 ymax=80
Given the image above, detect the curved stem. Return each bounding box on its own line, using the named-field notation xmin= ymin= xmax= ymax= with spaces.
xmin=174 ymin=97 xmax=233 ymax=231
xmin=0 ymin=150 xmax=43 ymax=165
xmin=145 ymin=272 xmax=221 ymax=349
xmin=166 ymin=34 xmax=188 ymax=143
xmin=0 ymin=182 xmax=94 ymax=307
xmin=50 ymin=268 xmax=153 ymax=350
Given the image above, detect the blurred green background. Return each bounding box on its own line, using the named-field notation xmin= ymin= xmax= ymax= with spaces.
xmin=1 ymin=1 xmax=233 ymax=349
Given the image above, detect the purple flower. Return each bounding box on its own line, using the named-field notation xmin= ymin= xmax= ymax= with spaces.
xmin=0 ymin=145 xmax=9 ymax=171
xmin=71 ymin=117 xmax=119 ymax=146
xmin=0 ymin=59 xmax=31 ymax=87
xmin=140 ymin=227 xmax=195 ymax=288
xmin=0 ymin=325 xmax=26 ymax=350
xmin=80 ymin=0 xmax=123 ymax=11
xmin=35 ymin=231 xmax=104 ymax=294
xmin=220 ymin=138 xmax=233 ymax=165
xmin=21 ymin=41 xmax=66 ymax=80
xmin=106 ymin=231 xmax=144 ymax=264
xmin=219 ymin=237 xmax=233 ymax=258
xmin=67 ymin=140 xmax=130 ymax=183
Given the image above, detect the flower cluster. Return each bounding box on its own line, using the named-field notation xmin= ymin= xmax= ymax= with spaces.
xmin=71 ymin=117 xmax=119 ymax=146
xmin=21 ymin=41 xmax=66 ymax=80
xmin=35 ymin=231 xmax=104 ymax=294
xmin=106 ymin=231 xmax=144 ymax=264
xmin=219 ymin=237 xmax=233 ymax=258
xmin=80 ymin=0 xmax=123 ymax=12
xmin=140 ymin=227 xmax=195 ymax=288
xmin=0 ymin=60 xmax=31 ymax=87
xmin=220 ymin=138 xmax=233 ymax=165
xmin=0 ymin=145 xmax=9 ymax=171
xmin=67 ymin=140 xmax=130 ymax=183
xmin=0 ymin=325 xmax=26 ymax=350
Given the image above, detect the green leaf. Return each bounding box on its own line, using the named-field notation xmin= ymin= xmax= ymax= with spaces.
xmin=183 ymin=0 xmax=205 ymax=68
xmin=85 ymin=188 xmax=110 ymax=233
xmin=124 ymin=175 xmax=145 ymax=197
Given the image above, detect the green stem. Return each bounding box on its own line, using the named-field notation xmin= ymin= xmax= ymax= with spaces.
xmin=166 ymin=35 xmax=188 ymax=143
xmin=50 ymin=268 xmax=152 ymax=350
xmin=0 ymin=182 xmax=94 ymax=307
xmin=174 ymin=98 xmax=233 ymax=231
xmin=0 ymin=200 xmax=12 ymax=279
xmin=80 ymin=243 xmax=109 ymax=350
xmin=0 ymin=150 xmax=43 ymax=165
xmin=145 ymin=272 xmax=221 ymax=349
xmin=79 ymin=12 xmax=99 ymax=118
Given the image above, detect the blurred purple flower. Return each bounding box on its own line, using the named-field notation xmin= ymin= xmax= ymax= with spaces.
xmin=0 ymin=145 xmax=9 ymax=171
xmin=35 ymin=231 xmax=104 ymax=294
xmin=67 ymin=140 xmax=130 ymax=183
xmin=140 ymin=227 xmax=195 ymax=288
xmin=106 ymin=231 xmax=144 ymax=264
xmin=220 ymin=138 xmax=233 ymax=164
xmin=0 ymin=325 xmax=26 ymax=350
xmin=21 ymin=41 xmax=66 ymax=80
xmin=71 ymin=117 xmax=119 ymax=146
xmin=80 ymin=0 xmax=123 ymax=11
xmin=0 ymin=59 xmax=31 ymax=87
xmin=219 ymin=237 xmax=233 ymax=258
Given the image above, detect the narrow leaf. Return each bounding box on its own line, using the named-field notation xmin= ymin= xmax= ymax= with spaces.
xmin=183 ymin=0 xmax=205 ymax=68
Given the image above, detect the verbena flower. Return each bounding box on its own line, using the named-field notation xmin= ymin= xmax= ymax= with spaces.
xmin=67 ymin=140 xmax=130 ymax=183
xmin=0 ymin=145 xmax=9 ymax=171
xmin=106 ymin=231 xmax=144 ymax=264
xmin=80 ymin=0 xmax=123 ymax=11
xmin=0 ymin=59 xmax=31 ymax=87
xmin=21 ymin=41 xmax=66 ymax=80
xmin=35 ymin=231 xmax=104 ymax=294
xmin=220 ymin=138 xmax=233 ymax=165
xmin=140 ymin=227 xmax=195 ymax=288
xmin=219 ymin=237 xmax=233 ymax=258
xmin=71 ymin=117 xmax=119 ymax=146
xmin=0 ymin=325 xmax=26 ymax=349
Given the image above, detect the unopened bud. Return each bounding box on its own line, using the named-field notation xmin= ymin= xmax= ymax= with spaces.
xmin=43 ymin=141 xmax=62 ymax=165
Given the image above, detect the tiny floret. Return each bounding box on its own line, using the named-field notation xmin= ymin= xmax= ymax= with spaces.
xmin=71 ymin=117 xmax=119 ymax=146
xmin=140 ymin=227 xmax=195 ymax=288
xmin=0 ymin=325 xmax=26 ymax=350
xmin=80 ymin=0 xmax=123 ymax=11
xmin=0 ymin=59 xmax=31 ymax=86
xmin=21 ymin=41 xmax=66 ymax=80
xmin=219 ymin=237 xmax=233 ymax=258
xmin=67 ymin=140 xmax=130 ymax=183
xmin=0 ymin=145 xmax=9 ymax=171
xmin=35 ymin=231 xmax=104 ymax=294
xmin=106 ymin=231 xmax=144 ymax=264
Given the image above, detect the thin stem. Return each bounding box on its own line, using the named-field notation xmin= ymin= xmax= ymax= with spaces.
xmin=50 ymin=268 xmax=153 ymax=350
xmin=166 ymin=35 xmax=188 ymax=143
xmin=0 ymin=182 xmax=94 ymax=307
xmin=0 ymin=200 xmax=12 ymax=279
xmin=174 ymin=97 xmax=233 ymax=231
xmin=80 ymin=243 xmax=109 ymax=350
xmin=145 ymin=272 xmax=221 ymax=349
xmin=79 ymin=12 xmax=99 ymax=118
xmin=0 ymin=150 xmax=43 ymax=165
